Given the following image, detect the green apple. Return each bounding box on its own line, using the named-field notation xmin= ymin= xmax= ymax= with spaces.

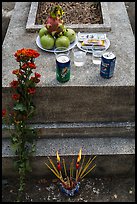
xmin=40 ymin=34 xmax=55 ymax=49
xmin=55 ymin=36 xmax=70 ymax=48
xmin=39 ymin=27 xmax=48 ymax=38
xmin=64 ymin=28 xmax=76 ymax=43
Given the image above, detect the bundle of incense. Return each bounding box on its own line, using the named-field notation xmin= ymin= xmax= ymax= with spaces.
xmin=78 ymin=156 xmax=97 ymax=180
xmin=45 ymin=150 xmax=97 ymax=190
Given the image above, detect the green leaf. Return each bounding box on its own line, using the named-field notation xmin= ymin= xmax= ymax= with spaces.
xmin=12 ymin=137 xmax=18 ymax=143
xmin=13 ymin=103 xmax=27 ymax=112
xmin=11 ymin=143 xmax=20 ymax=153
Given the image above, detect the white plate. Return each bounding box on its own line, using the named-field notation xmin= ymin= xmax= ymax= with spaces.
xmin=36 ymin=35 xmax=78 ymax=53
xmin=77 ymin=38 xmax=110 ymax=54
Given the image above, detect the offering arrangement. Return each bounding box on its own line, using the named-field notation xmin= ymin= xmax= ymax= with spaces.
xmin=36 ymin=5 xmax=77 ymax=52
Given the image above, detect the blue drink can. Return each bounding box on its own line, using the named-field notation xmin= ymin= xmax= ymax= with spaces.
xmin=100 ymin=52 xmax=116 ymax=79
xmin=56 ymin=54 xmax=70 ymax=83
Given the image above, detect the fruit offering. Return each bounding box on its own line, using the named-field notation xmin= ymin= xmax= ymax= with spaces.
xmin=38 ymin=5 xmax=76 ymax=50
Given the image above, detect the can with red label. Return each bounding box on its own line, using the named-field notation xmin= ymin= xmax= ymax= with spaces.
xmin=100 ymin=52 xmax=116 ymax=79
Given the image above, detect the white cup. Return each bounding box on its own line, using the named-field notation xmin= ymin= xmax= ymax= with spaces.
xmin=72 ymin=47 xmax=87 ymax=67
xmin=92 ymin=47 xmax=106 ymax=65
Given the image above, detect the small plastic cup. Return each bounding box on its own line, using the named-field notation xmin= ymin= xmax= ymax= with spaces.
xmin=72 ymin=47 xmax=87 ymax=67
xmin=92 ymin=47 xmax=106 ymax=65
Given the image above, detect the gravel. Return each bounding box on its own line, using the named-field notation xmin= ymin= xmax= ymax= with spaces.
xmin=2 ymin=175 xmax=135 ymax=202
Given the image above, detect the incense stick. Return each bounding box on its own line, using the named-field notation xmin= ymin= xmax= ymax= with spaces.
xmin=80 ymin=156 xmax=96 ymax=178
xmin=45 ymin=163 xmax=61 ymax=180
xmin=71 ymin=159 xmax=74 ymax=179
xmin=79 ymin=157 xmax=91 ymax=178
xmin=80 ymin=164 xmax=96 ymax=179
xmin=48 ymin=157 xmax=59 ymax=175
xmin=77 ymin=155 xmax=85 ymax=180
xmin=62 ymin=158 xmax=67 ymax=178
xmin=70 ymin=160 xmax=73 ymax=180
xmin=45 ymin=162 xmax=67 ymax=186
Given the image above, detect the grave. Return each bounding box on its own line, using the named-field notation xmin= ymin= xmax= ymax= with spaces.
xmin=2 ymin=2 xmax=135 ymax=177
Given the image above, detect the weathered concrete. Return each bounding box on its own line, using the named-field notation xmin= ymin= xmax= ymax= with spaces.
xmin=2 ymin=86 xmax=135 ymax=123
xmin=3 ymin=137 xmax=135 ymax=157
xmin=2 ymin=121 xmax=135 ymax=138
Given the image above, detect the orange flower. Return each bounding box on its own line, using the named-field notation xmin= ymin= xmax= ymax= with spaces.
xmin=14 ymin=48 xmax=40 ymax=61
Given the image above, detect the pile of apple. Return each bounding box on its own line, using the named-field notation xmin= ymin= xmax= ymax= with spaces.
xmin=38 ymin=5 xmax=76 ymax=50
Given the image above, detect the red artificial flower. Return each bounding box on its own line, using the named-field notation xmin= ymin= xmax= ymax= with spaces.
xmin=10 ymin=80 xmax=19 ymax=88
xmin=35 ymin=72 xmax=41 ymax=78
xmin=30 ymin=72 xmax=41 ymax=83
xmin=27 ymin=62 xmax=36 ymax=69
xmin=2 ymin=109 xmax=6 ymax=117
xmin=21 ymin=62 xmax=36 ymax=70
xmin=19 ymin=70 xmax=24 ymax=75
xmin=12 ymin=69 xmax=20 ymax=75
xmin=31 ymin=77 xmax=40 ymax=83
xmin=21 ymin=63 xmax=28 ymax=70
xmin=28 ymin=88 xmax=36 ymax=94
xmin=12 ymin=94 xmax=20 ymax=100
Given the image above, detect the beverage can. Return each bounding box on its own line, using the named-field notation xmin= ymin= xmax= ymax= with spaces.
xmin=100 ymin=52 xmax=116 ymax=79
xmin=56 ymin=54 xmax=70 ymax=83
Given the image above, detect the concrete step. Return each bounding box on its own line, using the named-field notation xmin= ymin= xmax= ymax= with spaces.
xmin=2 ymin=121 xmax=135 ymax=138
xmin=2 ymin=136 xmax=135 ymax=177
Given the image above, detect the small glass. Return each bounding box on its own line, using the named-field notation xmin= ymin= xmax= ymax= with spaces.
xmin=92 ymin=47 xmax=106 ymax=65
xmin=72 ymin=47 xmax=87 ymax=67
